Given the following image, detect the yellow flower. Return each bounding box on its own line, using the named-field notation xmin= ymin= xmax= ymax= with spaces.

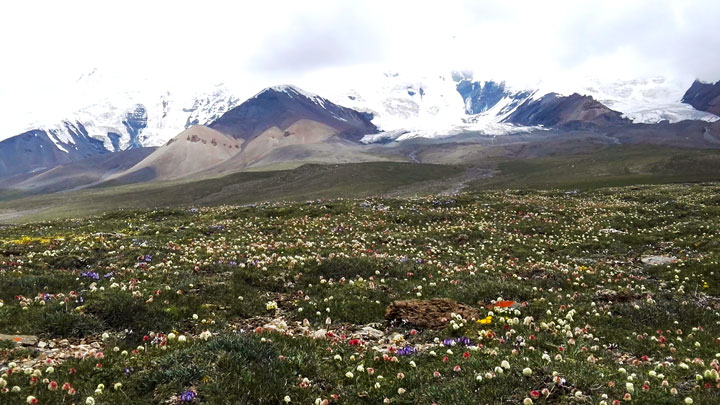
xmin=477 ymin=316 xmax=493 ymax=325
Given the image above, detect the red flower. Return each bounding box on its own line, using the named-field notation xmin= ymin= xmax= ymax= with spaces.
xmin=530 ymin=390 xmax=541 ymax=399
xmin=463 ymin=352 xmax=471 ymax=359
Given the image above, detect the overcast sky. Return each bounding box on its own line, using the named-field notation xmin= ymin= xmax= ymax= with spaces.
xmin=1 ymin=0 xmax=719 ymax=134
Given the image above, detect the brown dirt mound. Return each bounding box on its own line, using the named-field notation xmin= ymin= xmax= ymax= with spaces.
xmin=385 ymin=298 xmax=479 ymax=329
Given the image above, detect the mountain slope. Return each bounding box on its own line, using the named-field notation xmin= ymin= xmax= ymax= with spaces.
xmin=0 ymin=124 xmax=109 ymax=178
xmin=0 ymin=147 xmax=155 ymax=195
xmin=503 ymin=93 xmax=629 ymax=128
xmin=682 ymin=80 xmax=720 ymax=116
xmin=110 ymin=126 xmax=242 ymax=182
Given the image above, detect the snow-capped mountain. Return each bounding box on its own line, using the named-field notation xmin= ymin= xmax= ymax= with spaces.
xmin=578 ymin=77 xmax=719 ymax=124
xmin=20 ymin=84 xmax=242 ymax=153
xmin=326 ymin=71 xmax=538 ymax=144
xmin=321 ymin=71 xmax=719 ymax=144
xmin=2 ymin=68 xmax=719 ymax=179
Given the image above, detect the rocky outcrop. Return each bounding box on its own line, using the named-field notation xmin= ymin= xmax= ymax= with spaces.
xmin=682 ymin=80 xmax=720 ymax=116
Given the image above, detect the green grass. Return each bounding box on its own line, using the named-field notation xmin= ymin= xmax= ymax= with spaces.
xmin=1 ymin=183 xmax=720 ymax=403
xmin=468 ymin=145 xmax=720 ymax=190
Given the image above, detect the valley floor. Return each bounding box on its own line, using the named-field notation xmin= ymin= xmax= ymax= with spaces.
xmin=1 ymin=184 xmax=720 ymax=403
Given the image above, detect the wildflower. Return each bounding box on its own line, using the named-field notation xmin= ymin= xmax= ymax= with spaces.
xmin=345 ymin=372 xmax=354 ymax=379
xmin=523 ymin=399 xmax=533 ymax=405
xmin=523 ymin=367 xmax=532 ymax=376
xmin=27 ymin=396 xmax=38 ymax=404
xmin=86 ymin=397 xmax=96 ymax=405
xmin=478 ymin=316 xmax=493 ymax=324
xmin=180 ymin=391 xmax=196 ymax=402
xmin=684 ymin=399 xmax=693 ymax=404
xmin=284 ymin=396 xmax=291 ymax=403
xmin=48 ymin=380 xmax=59 ymax=390
xmin=114 ymin=383 xmax=123 ymax=390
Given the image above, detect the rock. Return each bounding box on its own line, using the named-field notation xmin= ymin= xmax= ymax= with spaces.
xmin=357 ymin=326 xmax=384 ymax=340
xmin=37 ymin=341 xmax=47 ymax=348
xmin=385 ymin=298 xmax=479 ymax=329
xmin=312 ymin=329 xmax=328 ymax=339
xmin=641 ymin=255 xmax=677 ymax=266
xmin=0 ymin=334 xmax=38 ymax=346
xmin=262 ymin=318 xmax=289 ymax=333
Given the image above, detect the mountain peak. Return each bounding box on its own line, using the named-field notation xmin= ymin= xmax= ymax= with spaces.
xmin=209 ymin=85 xmax=377 ymax=142
xmin=256 ymin=85 xmax=320 ymax=100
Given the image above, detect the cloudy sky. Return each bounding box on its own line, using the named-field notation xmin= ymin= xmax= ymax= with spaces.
xmin=1 ymin=0 xmax=719 ymax=135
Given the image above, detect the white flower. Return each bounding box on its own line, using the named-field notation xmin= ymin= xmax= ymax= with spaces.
xmin=501 ymin=360 xmax=511 ymax=369
xmin=523 ymin=367 xmax=532 ymax=376
xmin=86 ymin=397 xmax=96 ymax=405
xmin=284 ymin=396 xmax=291 ymax=403
xmin=684 ymin=398 xmax=693 ymax=404
xmin=523 ymin=399 xmax=533 ymax=405
xmin=345 ymin=372 xmax=354 ymax=379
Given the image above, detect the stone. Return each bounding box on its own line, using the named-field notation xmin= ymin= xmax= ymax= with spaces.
xmin=641 ymin=255 xmax=677 ymax=266
xmin=0 ymin=334 xmax=38 ymax=346
xmin=385 ymin=298 xmax=479 ymax=329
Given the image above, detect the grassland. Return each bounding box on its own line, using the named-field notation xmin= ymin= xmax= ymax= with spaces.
xmin=2 ymin=145 xmax=720 ymax=224
xmin=1 ymin=182 xmax=720 ymax=404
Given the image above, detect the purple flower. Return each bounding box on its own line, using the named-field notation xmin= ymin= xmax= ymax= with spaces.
xmin=180 ymin=390 xmax=197 ymax=402
xmin=443 ymin=337 xmax=474 ymax=347
xmin=81 ymin=271 xmax=99 ymax=280
xmin=456 ymin=336 xmax=473 ymax=346
xmin=397 ymin=346 xmax=417 ymax=356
